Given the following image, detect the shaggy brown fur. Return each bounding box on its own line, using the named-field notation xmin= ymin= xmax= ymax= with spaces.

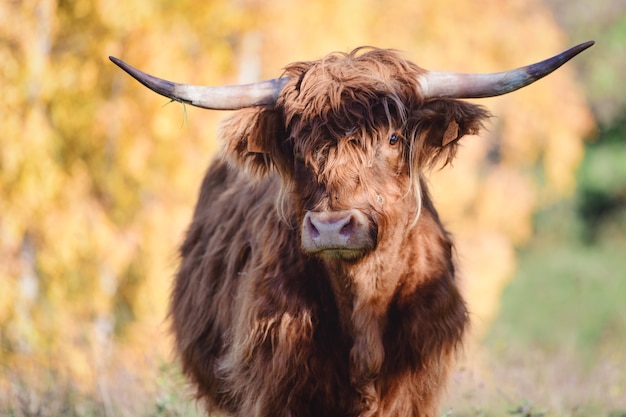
xmin=171 ymin=47 xmax=490 ymax=417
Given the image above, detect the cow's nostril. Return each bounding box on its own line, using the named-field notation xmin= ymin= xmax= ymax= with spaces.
xmin=307 ymin=215 xmax=320 ymax=238
xmin=339 ymin=216 xmax=354 ymax=237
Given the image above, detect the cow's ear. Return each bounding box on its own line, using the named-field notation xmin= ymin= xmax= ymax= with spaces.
xmin=418 ymin=100 xmax=491 ymax=167
xmin=220 ymin=107 xmax=289 ymax=178
xmin=441 ymin=119 xmax=460 ymax=147
xmin=245 ymin=108 xmax=283 ymax=154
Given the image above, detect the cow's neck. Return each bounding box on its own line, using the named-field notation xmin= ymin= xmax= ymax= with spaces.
xmin=320 ymin=206 xmax=452 ymax=415
xmin=322 ymin=206 xmax=433 ymax=332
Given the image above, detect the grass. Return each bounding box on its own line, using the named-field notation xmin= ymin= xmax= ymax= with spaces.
xmin=455 ymin=231 xmax=626 ymax=417
xmin=488 ymin=238 xmax=626 ymax=357
xmin=0 ymin=360 xmax=204 ymax=417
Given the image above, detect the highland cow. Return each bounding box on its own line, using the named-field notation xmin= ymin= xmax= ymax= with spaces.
xmin=111 ymin=41 xmax=593 ymax=417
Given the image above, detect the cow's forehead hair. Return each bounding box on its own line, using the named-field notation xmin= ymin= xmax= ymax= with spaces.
xmin=279 ymin=47 xmax=427 ymax=144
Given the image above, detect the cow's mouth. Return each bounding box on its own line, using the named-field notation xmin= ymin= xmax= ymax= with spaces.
xmin=310 ymin=247 xmax=367 ymax=262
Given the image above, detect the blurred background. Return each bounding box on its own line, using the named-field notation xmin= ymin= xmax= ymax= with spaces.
xmin=1 ymin=0 xmax=624 ymax=416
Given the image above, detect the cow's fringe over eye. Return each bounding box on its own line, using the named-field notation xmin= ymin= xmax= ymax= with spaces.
xmin=406 ymin=140 xmax=424 ymax=229
xmin=276 ymin=180 xmax=297 ymax=229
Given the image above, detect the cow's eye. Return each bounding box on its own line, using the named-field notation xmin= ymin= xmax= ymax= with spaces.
xmin=389 ymin=133 xmax=399 ymax=146
xmin=294 ymin=148 xmax=305 ymax=165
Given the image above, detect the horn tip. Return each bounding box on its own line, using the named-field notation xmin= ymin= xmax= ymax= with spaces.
xmin=577 ymin=40 xmax=595 ymax=51
xmin=561 ymin=40 xmax=595 ymax=63
xmin=109 ymin=56 xmax=133 ymax=73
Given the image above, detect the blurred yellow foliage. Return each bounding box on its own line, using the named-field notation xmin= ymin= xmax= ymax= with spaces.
xmin=0 ymin=0 xmax=594 ymax=403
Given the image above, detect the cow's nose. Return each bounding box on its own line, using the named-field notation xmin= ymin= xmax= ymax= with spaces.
xmin=307 ymin=212 xmax=354 ymax=240
xmin=301 ymin=210 xmax=374 ymax=259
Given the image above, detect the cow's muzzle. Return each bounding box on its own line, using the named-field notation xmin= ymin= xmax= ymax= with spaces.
xmin=301 ymin=210 xmax=375 ymax=260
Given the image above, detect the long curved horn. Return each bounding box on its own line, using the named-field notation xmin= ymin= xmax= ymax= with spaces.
xmin=109 ymin=56 xmax=288 ymax=110
xmin=420 ymin=41 xmax=594 ymax=99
